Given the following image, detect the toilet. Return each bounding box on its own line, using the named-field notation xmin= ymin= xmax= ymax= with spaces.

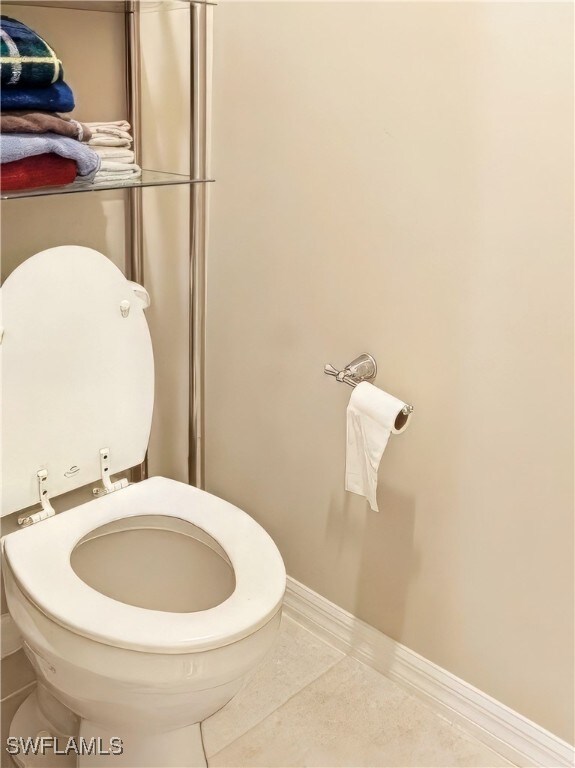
xmin=0 ymin=246 xmax=286 ymax=768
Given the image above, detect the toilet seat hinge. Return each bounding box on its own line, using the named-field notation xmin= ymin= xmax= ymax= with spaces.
xmin=92 ymin=448 xmax=129 ymax=497
xmin=18 ymin=470 xmax=56 ymax=527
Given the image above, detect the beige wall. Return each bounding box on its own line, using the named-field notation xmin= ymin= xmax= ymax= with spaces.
xmin=206 ymin=1 xmax=574 ymax=742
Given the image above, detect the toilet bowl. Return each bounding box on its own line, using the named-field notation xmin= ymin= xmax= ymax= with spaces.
xmin=1 ymin=246 xmax=286 ymax=767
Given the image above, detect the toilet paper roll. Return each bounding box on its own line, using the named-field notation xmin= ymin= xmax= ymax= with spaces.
xmin=345 ymin=382 xmax=412 ymax=512
xmin=350 ymin=382 xmax=412 ymax=435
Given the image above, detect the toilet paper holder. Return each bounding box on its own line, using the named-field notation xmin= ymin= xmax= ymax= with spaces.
xmin=324 ymin=353 xmax=414 ymax=415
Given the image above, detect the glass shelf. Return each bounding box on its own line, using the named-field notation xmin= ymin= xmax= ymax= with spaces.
xmin=3 ymin=0 xmax=215 ymax=13
xmin=1 ymin=169 xmax=214 ymax=200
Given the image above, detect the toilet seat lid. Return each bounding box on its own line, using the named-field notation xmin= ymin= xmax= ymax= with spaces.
xmin=1 ymin=246 xmax=154 ymax=516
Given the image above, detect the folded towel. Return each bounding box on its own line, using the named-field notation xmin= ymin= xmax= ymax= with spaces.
xmin=1 ymin=132 xmax=100 ymax=180
xmin=85 ymin=120 xmax=131 ymax=135
xmin=91 ymin=147 xmax=134 ymax=163
xmin=1 ymin=111 xmax=91 ymax=141
xmin=93 ymin=167 xmax=142 ymax=182
xmin=85 ymin=120 xmax=133 ymax=148
xmin=87 ymin=135 xmax=132 ymax=148
xmin=0 ymin=79 xmax=74 ymax=111
xmin=0 ymin=152 xmax=77 ymax=191
xmin=1 ymin=15 xmax=63 ymax=87
xmin=98 ymin=161 xmax=140 ymax=173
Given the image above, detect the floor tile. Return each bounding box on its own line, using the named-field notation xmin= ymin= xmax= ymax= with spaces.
xmin=209 ymin=655 xmax=512 ymax=768
xmin=202 ymin=614 xmax=344 ymax=758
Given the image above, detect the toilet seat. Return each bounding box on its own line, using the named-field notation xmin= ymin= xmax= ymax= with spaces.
xmin=3 ymin=477 xmax=286 ymax=654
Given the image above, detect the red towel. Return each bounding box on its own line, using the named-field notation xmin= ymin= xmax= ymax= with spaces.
xmin=1 ymin=153 xmax=77 ymax=191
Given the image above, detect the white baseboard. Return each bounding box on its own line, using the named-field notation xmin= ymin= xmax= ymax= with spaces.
xmin=284 ymin=576 xmax=574 ymax=768
xmin=1 ymin=612 xmax=23 ymax=659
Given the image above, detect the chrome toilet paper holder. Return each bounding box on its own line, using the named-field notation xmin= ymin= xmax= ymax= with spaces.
xmin=324 ymin=353 xmax=414 ymax=415
xmin=324 ymin=353 xmax=377 ymax=387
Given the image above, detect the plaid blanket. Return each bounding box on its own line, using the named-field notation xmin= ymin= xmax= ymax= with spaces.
xmin=1 ymin=15 xmax=63 ymax=87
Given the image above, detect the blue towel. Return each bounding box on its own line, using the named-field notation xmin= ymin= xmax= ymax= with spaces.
xmin=1 ymin=133 xmax=100 ymax=180
xmin=0 ymin=79 xmax=74 ymax=111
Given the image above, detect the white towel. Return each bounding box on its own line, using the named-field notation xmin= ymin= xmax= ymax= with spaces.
xmin=85 ymin=121 xmax=133 ymax=148
xmin=94 ymin=166 xmax=142 ymax=182
xmin=88 ymin=136 xmax=132 ymax=148
xmin=90 ymin=129 xmax=132 ymax=141
xmin=92 ymin=147 xmax=135 ymax=163
xmin=84 ymin=120 xmax=131 ymax=134
xmin=98 ymin=160 xmax=140 ymax=173
xmin=345 ymin=382 xmax=410 ymax=511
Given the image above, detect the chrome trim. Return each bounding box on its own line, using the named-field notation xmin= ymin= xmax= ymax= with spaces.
xmin=125 ymin=0 xmax=143 ymax=285
xmin=125 ymin=0 xmax=147 ymax=481
xmin=189 ymin=1 xmax=210 ymax=488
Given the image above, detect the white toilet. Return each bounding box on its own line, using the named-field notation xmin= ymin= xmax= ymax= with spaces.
xmin=1 ymin=246 xmax=286 ymax=768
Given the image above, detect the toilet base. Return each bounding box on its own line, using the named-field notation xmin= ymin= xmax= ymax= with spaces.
xmin=8 ymin=689 xmax=76 ymax=768
xmin=78 ymin=720 xmax=207 ymax=768
xmin=8 ymin=690 xmax=207 ymax=768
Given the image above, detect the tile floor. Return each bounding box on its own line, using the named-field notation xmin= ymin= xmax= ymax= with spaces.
xmin=202 ymin=615 xmax=514 ymax=768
